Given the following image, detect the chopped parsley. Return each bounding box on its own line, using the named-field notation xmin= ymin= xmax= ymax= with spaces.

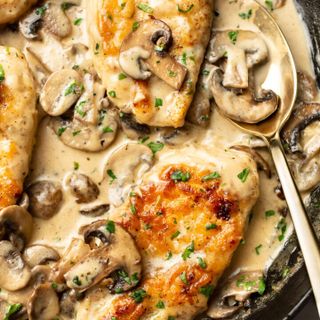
xmin=202 ymin=69 xmax=210 ymax=76
xmin=181 ymin=52 xmax=188 ymax=65
xmin=130 ymin=289 xmax=147 ymax=303
xmin=182 ymin=241 xmax=195 ymax=260
xmin=108 ymin=90 xmax=117 ymax=98
xmin=51 ymin=282 xmax=58 ymax=289
xmin=75 ymin=101 xmax=87 ymax=117
xmin=258 ymin=278 xmax=266 ymax=295
xmin=107 ymin=169 xmax=117 ymax=184
xmin=102 ymin=126 xmax=114 ymax=133
xmin=165 ymin=251 xmax=173 ymax=260
xmin=132 ymin=21 xmax=140 ymax=31
xmin=228 ymin=30 xmax=239 ymax=45
xmin=106 ymin=220 xmax=116 ymax=233
xmin=265 ymin=210 xmax=276 ymax=217
xmin=73 ymin=18 xmax=83 ymax=25
xmin=239 ymin=9 xmax=253 ymax=19
xmin=72 ymin=130 xmax=81 ymax=136
xmin=35 ymin=4 xmax=48 ymax=16
xmin=199 ymin=284 xmax=214 ymax=297
xmin=72 ymin=276 xmax=82 ymax=286
xmin=171 ymin=230 xmax=180 ymax=240
xmin=168 ymin=70 xmax=177 ymax=77
xmin=237 ymin=168 xmax=250 ymax=182
xmin=73 ymin=162 xmax=79 ymax=170
xmin=265 ymin=0 xmax=274 ymax=11
xmin=118 ymin=73 xmax=127 ymax=80
xmin=156 ymin=300 xmax=165 ymax=309
xmin=57 ymin=127 xmax=67 ymax=136
xmin=168 ymin=317 xmax=176 ymax=320
xmin=61 ymin=2 xmax=76 ymax=11
xmin=277 ymin=218 xmax=287 ymax=241
xmin=137 ymin=3 xmax=153 ymax=13
xmin=155 ymin=98 xmax=163 ymax=109
xmin=94 ymin=43 xmax=100 ymax=55
xmin=170 ymin=170 xmax=191 ymax=182
xmin=0 ymin=64 xmax=5 ymax=82
xmin=282 ymin=266 xmax=290 ymax=278
xmin=139 ymin=136 xmax=149 ymax=144
xmin=197 ymin=257 xmax=207 ymax=269
xmin=177 ymin=4 xmax=194 ymax=13
xmin=180 ymin=271 xmax=188 ymax=285
xmin=202 ymin=172 xmax=221 ymax=181
xmin=64 ymin=81 xmax=78 ymax=96
xmin=255 ymin=244 xmax=263 ymax=255
xmin=4 ymin=304 xmax=22 ymax=320
xmin=147 ymin=141 xmax=164 ymax=155
xmin=206 ymin=223 xmax=217 ymax=230
xmin=130 ymin=203 xmax=137 ymax=215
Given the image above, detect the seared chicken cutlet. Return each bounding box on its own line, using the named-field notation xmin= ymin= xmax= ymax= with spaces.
xmin=77 ymin=147 xmax=259 ymax=319
xmin=0 ymin=0 xmax=37 ymax=24
xmin=0 ymin=46 xmax=37 ymax=208
xmin=87 ymin=0 xmax=214 ymax=127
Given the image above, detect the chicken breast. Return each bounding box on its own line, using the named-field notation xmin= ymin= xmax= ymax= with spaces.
xmin=87 ymin=0 xmax=214 ymax=127
xmin=77 ymin=146 xmax=259 ymax=320
xmin=0 ymin=46 xmax=37 ymax=209
xmin=0 ymin=0 xmax=37 ymax=25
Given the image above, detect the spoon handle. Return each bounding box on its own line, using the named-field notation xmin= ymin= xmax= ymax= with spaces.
xmin=270 ymin=137 xmax=320 ymax=316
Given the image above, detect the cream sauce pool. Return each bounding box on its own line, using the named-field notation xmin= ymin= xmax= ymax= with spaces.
xmin=0 ymin=0 xmax=319 ymax=318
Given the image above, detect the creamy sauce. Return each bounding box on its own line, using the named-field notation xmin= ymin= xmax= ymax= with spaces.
xmin=0 ymin=0 xmax=319 ymax=319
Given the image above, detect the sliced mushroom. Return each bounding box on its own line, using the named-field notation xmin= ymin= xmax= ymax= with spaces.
xmin=64 ymin=220 xmax=142 ymax=293
xmin=159 ymin=125 xmax=192 ymax=146
xmin=43 ymin=2 xmax=72 ymax=38
xmin=19 ymin=8 xmax=43 ymax=39
xmin=50 ymin=77 xmax=118 ymax=152
xmin=208 ymin=30 xmax=268 ymax=89
xmin=26 ymin=181 xmax=63 ymax=220
xmin=207 ymin=271 xmax=265 ymax=319
xmin=297 ymin=71 xmax=318 ymax=103
xmin=79 ymin=204 xmax=110 ymax=217
xmin=231 ymin=145 xmax=271 ymax=178
xmin=40 ymin=69 xmax=82 ymax=116
xmin=17 ymin=193 xmax=29 ymax=210
xmin=282 ymin=103 xmax=320 ymax=154
xmin=0 ymin=241 xmax=31 ymax=291
xmin=104 ymin=143 xmax=154 ymax=207
xmin=66 ymin=173 xmax=100 ymax=204
xmin=27 ymin=283 xmax=59 ymax=320
xmin=50 ymin=238 xmax=91 ymax=283
xmin=210 ymin=67 xmax=279 ymax=123
xmin=59 ymin=290 xmax=78 ymax=318
xmin=23 ymin=245 xmax=60 ymax=268
xmin=119 ymin=19 xmax=187 ymax=90
xmin=0 ymin=205 xmax=33 ymax=248
xmin=120 ymin=113 xmax=151 ymax=140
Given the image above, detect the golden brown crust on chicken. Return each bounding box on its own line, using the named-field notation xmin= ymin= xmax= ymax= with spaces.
xmin=0 ymin=47 xmax=37 ymax=208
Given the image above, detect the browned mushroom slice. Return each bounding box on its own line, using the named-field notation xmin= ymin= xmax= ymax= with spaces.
xmin=26 ymin=181 xmax=63 ymax=220
xmin=231 ymin=145 xmax=271 ymax=178
xmin=120 ymin=113 xmax=151 ymax=140
xmin=208 ymin=30 xmax=269 ymax=89
xmin=0 ymin=205 xmax=33 ymax=249
xmin=27 ymin=283 xmax=60 ymax=320
xmin=119 ymin=19 xmax=187 ymax=90
xmin=66 ymin=173 xmax=100 ymax=204
xmin=0 ymin=241 xmax=31 ymax=291
xmin=210 ymin=67 xmax=279 ymax=123
xmin=282 ymin=103 xmax=320 ymax=153
xmin=207 ymin=271 xmax=265 ymax=319
xmin=297 ymin=72 xmax=318 ymax=103
xmin=64 ymin=220 xmax=142 ymax=293
xmin=23 ymin=245 xmax=60 ymax=268
xmin=79 ymin=204 xmax=110 ymax=217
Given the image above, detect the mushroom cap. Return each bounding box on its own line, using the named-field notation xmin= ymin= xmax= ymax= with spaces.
xmin=27 ymin=283 xmax=60 ymax=320
xmin=64 ymin=220 xmax=142 ymax=293
xmin=79 ymin=204 xmax=110 ymax=217
xmin=0 ymin=240 xmax=31 ymax=291
xmin=26 ymin=181 xmax=63 ymax=220
xmin=40 ymin=69 xmax=82 ymax=116
xmin=0 ymin=205 xmax=33 ymax=245
xmin=210 ymin=67 xmax=279 ymax=124
xmin=119 ymin=19 xmax=187 ymax=90
xmin=104 ymin=143 xmax=154 ymax=207
xmin=208 ymin=30 xmax=269 ymax=89
xmin=23 ymin=245 xmax=60 ymax=268
xmin=66 ymin=173 xmax=100 ymax=204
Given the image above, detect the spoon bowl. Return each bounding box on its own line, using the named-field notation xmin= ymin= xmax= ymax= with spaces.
xmin=220 ymin=1 xmax=320 ymax=316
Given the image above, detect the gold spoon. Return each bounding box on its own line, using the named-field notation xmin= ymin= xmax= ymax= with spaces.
xmin=222 ymin=1 xmax=320 ymax=314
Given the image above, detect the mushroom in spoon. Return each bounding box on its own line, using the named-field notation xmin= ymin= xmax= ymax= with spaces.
xmin=119 ymin=19 xmax=187 ymax=90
